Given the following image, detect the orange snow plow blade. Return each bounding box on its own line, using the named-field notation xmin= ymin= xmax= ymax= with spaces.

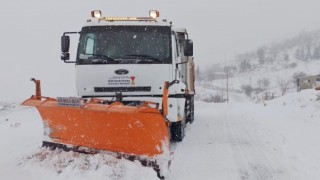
xmin=22 ymin=97 xmax=169 ymax=156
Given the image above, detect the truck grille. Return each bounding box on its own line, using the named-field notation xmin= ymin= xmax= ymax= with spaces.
xmin=94 ymin=87 xmax=152 ymax=92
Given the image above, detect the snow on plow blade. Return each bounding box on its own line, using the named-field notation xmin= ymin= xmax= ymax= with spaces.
xmin=22 ymin=97 xmax=170 ymax=157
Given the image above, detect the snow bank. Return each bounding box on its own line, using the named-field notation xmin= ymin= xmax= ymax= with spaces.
xmin=18 ymin=149 xmax=158 ymax=180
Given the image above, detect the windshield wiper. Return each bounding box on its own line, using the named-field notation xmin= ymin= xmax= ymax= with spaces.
xmin=124 ymin=54 xmax=163 ymax=63
xmin=86 ymin=54 xmax=119 ymax=64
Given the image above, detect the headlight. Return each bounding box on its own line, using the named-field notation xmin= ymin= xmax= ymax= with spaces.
xmin=91 ymin=10 xmax=102 ymax=18
xmin=149 ymin=10 xmax=160 ymax=19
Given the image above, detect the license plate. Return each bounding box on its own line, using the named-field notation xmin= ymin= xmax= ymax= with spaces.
xmin=57 ymin=97 xmax=81 ymax=107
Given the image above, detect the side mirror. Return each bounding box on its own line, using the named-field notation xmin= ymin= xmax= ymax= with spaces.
xmin=60 ymin=32 xmax=79 ymax=63
xmin=61 ymin=35 xmax=70 ymax=53
xmin=61 ymin=35 xmax=70 ymax=61
xmin=184 ymin=39 xmax=193 ymax=56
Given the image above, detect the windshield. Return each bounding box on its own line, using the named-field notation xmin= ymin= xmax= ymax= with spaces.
xmin=77 ymin=26 xmax=172 ymax=64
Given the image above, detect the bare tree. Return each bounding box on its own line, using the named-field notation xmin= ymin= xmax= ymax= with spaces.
xmin=284 ymin=53 xmax=289 ymax=61
xmin=313 ymin=46 xmax=320 ymax=59
xmin=278 ymin=79 xmax=292 ymax=96
xmin=257 ymin=78 xmax=270 ymax=90
xmin=241 ymin=84 xmax=254 ymax=96
xmin=239 ymin=60 xmax=252 ymax=72
xmin=257 ymin=48 xmax=266 ymax=65
xmin=195 ymin=64 xmax=203 ymax=81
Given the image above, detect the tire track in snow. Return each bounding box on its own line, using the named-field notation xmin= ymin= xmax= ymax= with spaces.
xmin=169 ymin=101 xmax=298 ymax=180
xmin=224 ymin=111 xmax=288 ymax=180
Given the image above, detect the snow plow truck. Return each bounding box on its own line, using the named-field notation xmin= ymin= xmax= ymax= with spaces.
xmin=22 ymin=10 xmax=195 ymax=176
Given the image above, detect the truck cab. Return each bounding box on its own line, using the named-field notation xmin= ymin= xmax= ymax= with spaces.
xmin=61 ymin=10 xmax=195 ymax=141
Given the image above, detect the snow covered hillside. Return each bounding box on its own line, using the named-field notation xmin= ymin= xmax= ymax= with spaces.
xmin=198 ymin=30 xmax=320 ymax=102
xmin=1 ymin=88 xmax=320 ymax=180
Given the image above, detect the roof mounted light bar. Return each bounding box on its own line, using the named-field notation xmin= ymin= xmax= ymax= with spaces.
xmin=90 ymin=10 xmax=160 ymax=22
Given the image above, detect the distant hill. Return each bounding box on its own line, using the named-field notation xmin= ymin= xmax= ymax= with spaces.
xmin=197 ymin=30 xmax=320 ymax=102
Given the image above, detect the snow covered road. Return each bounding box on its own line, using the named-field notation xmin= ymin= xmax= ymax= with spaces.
xmin=169 ymin=102 xmax=289 ymax=180
xmin=1 ymin=89 xmax=320 ymax=180
xmin=169 ymin=90 xmax=320 ymax=180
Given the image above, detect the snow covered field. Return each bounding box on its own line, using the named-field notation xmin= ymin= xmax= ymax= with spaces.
xmin=1 ymin=89 xmax=320 ymax=180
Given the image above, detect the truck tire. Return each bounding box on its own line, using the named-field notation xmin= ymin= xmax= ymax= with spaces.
xmin=186 ymin=95 xmax=194 ymax=124
xmin=170 ymin=120 xmax=185 ymax=142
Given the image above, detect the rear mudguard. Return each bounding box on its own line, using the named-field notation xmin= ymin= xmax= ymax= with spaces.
xmin=22 ymin=97 xmax=170 ymax=157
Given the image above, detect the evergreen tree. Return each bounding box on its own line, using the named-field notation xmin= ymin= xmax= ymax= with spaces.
xmin=313 ymin=46 xmax=320 ymax=59
xmin=239 ymin=60 xmax=251 ymax=72
xmin=284 ymin=53 xmax=289 ymax=61
xmin=257 ymin=48 xmax=265 ymax=65
xmin=196 ymin=64 xmax=203 ymax=81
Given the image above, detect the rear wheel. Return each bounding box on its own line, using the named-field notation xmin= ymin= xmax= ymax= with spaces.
xmin=186 ymin=95 xmax=195 ymax=124
xmin=170 ymin=120 xmax=185 ymax=142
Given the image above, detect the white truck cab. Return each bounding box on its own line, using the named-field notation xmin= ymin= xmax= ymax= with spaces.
xmin=61 ymin=10 xmax=195 ymax=141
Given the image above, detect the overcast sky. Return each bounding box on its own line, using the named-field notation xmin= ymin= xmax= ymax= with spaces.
xmin=1 ymin=0 xmax=320 ymax=101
